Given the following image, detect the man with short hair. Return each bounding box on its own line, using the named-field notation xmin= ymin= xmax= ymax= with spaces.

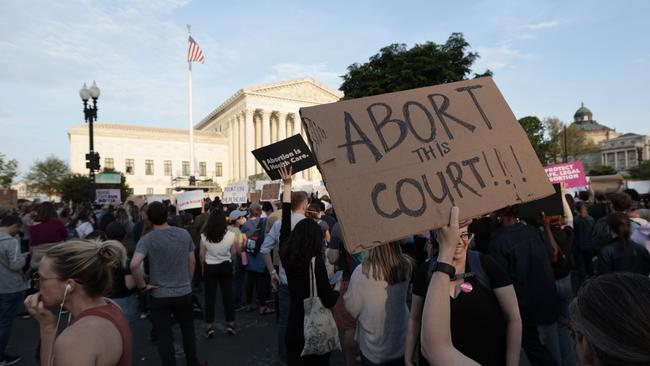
xmin=0 ymin=215 xmax=28 ymax=366
xmin=260 ymin=191 xmax=308 ymax=363
xmin=130 ymin=202 xmax=202 ymax=366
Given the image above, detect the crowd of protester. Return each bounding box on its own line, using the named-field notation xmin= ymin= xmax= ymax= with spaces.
xmin=0 ymin=177 xmax=649 ymax=366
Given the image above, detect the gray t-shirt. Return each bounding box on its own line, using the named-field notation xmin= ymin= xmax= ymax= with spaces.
xmin=135 ymin=226 xmax=194 ymax=298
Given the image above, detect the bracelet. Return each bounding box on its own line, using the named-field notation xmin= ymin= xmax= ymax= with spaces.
xmin=138 ymin=284 xmax=147 ymax=291
xmin=270 ymin=270 xmax=277 ymax=275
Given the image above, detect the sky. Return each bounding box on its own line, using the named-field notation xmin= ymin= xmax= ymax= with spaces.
xmin=1 ymin=0 xmax=649 ymax=178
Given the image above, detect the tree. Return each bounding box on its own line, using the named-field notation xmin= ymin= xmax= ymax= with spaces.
xmin=626 ymin=160 xmax=650 ymax=179
xmin=588 ymin=165 xmax=617 ymax=176
xmin=25 ymin=156 xmax=69 ymax=198
xmin=248 ymin=172 xmax=270 ymax=192
xmin=0 ymin=153 xmax=19 ymax=189
xmin=544 ymin=117 xmax=598 ymax=164
xmin=59 ymin=170 xmax=132 ymax=203
xmin=339 ymin=33 xmax=492 ymax=99
xmin=518 ymin=116 xmax=550 ymax=165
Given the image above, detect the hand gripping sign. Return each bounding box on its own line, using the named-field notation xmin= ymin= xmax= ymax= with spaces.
xmin=300 ymin=77 xmax=554 ymax=253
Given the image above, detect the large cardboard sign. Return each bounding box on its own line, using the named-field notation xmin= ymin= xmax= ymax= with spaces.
xmin=544 ymin=161 xmax=587 ymax=188
xmin=95 ymin=189 xmax=121 ymax=204
xmin=251 ymin=134 xmax=316 ymax=180
xmin=176 ymin=190 xmax=204 ymax=211
xmin=589 ymin=174 xmax=624 ymax=193
xmin=300 ymin=77 xmax=554 ymax=253
xmin=222 ymin=184 xmax=248 ymax=204
xmin=261 ymin=183 xmax=281 ymax=202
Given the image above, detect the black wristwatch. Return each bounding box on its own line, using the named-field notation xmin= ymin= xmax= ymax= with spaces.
xmin=433 ymin=261 xmax=456 ymax=280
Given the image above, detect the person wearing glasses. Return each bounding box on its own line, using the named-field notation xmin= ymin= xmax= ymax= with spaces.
xmin=420 ymin=207 xmax=650 ymax=366
xmin=24 ymin=240 xmax=132 ymax=366
xmin=406 ymin=219 xmax=521 ymax=366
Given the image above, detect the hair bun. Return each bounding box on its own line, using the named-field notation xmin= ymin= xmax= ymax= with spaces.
xmin=97 ymin=241 xmax=125 ymax=267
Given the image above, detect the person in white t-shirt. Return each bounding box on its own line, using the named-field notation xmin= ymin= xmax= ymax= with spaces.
xmin=344 ymin=241 xmax=412 ymax=365
xmin=200 ymin=208 xmax=238 ymax=337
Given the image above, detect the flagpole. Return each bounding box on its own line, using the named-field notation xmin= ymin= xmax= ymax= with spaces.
xmin=187 ymin=25 xmax=196 ymax=186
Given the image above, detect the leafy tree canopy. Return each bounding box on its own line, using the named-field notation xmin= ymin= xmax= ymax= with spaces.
xmin=0 ymin=153 xmax=19 ymax=189
xmin=588 ymin=165 xmax=618 ymax=176
xmin=25 ymin=156 xmax=69 ymax=198
xmin=339 ymin=33 xmax=492 ymax=99
xmin=518 ymin=116 xmax=550 ymax=165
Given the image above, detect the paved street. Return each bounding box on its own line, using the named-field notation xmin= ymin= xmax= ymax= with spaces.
xmin=6 ymin=299 xmax=345 ymax=365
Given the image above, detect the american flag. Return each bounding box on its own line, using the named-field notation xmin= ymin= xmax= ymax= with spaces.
xmin=187 ymin=36 xmax=205 ymax=64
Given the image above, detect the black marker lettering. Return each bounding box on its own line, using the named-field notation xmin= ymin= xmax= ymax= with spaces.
xmin=422 ymin=171 xmax=454 ymax=206
xmin=403 ymin=101 xmax=436 ymax=143
xmin=371 ymin=183 xmax=401 ymax=219
xmin=338 ymin=112 xmax=383 ymax=164
xmin=427 ymin=93 xmax=477 ymax=140
xmin=367 ymin=103 xmax=407 ymax=153
xmin=462 ymin=156 xmax=486 ymax=188
xmin=446 ymin=161 xmax=482 ymax=198
xmin=395 ymin=178 xmax=427 ymax=217
xmin=455 ymin=85 xmax=492 ymax=129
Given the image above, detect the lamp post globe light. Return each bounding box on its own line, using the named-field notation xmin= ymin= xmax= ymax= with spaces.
xmin=79 ymin=81 xmax=101 ymax=202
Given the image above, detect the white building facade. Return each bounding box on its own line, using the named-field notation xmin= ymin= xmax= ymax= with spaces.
xmin=68 ymin=78 xmax=342 ymax=195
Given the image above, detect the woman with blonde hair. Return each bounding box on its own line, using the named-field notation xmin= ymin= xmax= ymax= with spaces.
xmin=344 ymin=241 xmax=412 ymax=365
xmin=24 ymin=239 xmax=132 ymax=366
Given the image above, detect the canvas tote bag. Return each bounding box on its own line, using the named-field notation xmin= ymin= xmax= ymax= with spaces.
xmin=301 ymin=257 xmax=341 ymax=356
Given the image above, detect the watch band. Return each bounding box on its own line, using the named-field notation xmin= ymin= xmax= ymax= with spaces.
xmin=433 ymin=261 xmax=456 ymax=280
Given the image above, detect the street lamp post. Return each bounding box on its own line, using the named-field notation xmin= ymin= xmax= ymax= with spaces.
xmin=79 ymin=81 xmax=101 ymax=202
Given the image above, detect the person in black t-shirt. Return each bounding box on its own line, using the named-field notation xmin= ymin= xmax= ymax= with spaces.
xmin=405 ymin=221 xmax=521 ymax=366
xmin=488 ymin=206 xmax=559 ymax=366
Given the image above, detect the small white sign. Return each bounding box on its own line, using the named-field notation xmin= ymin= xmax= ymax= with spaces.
xmin=222 ymin=184 xmax=249 ymax=204
xmin=176 ymin=190 xmax=204 ymax=211
xmin=96 ymin=189 xmax=121 ymax=204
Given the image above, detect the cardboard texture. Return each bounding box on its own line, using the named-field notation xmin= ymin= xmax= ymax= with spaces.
xmin=300 ymin=77 xmax=554 ymax=253
xmin=261 ymin=183 xmax=281 ymax=202
xmin=95 ymin=189 xmax=121 ymax=204
xmin=251 ymin=134 xmax=317 ymax=180
xmin=517 ymin=183 xmax=563 ymax=219
xmin=544 ymin=161 xmax=587 ymax=188
xmin=0 ymin=189 xmax=18 ymax=208
xmin=249 ymin=191 xmax=261 ymax=203
xmin=176 ymin=190 xmax=204 ymax=211
xmin=589 ymin=174 xmax=624 ymax=193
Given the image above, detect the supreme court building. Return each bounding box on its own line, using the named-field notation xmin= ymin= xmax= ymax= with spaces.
xmin=68 ymin=78 xmax=342 ymax=195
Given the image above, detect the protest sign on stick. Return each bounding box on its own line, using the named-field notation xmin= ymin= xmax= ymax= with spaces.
xmin=176 ymin=190 xmax=204 ymax=211
xmin=249 ymin=191 xmax=261 ymax=203
xmin=222 ymin=183 xmax=248 ymax=204
xmin=300 ymin=77 xmax=554 ymax=253
xmin=261 ymin=183 xmax=281 ymax=202
xmin=517 ymin=183 xmax=563 ymax=218
xmin=251 ymin=134 xmax=316 ymax=180
xmin=544 ymin=161 xmax=587 ymax=188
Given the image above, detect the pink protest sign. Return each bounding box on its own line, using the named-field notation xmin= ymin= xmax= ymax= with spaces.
xmin=544 ymin=161 xmax=587 ymax=188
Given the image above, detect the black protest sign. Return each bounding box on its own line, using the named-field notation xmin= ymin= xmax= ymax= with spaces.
xmin=300 ymin=77 xmax=554 ymax=253
xmin=252 ymin=134 xmax=317 ymax=180
xmin=516 ymin=183 xmax=563 ymax=219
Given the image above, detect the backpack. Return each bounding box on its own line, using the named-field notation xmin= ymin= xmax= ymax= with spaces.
xmin=245 ymin=218 xmax=267 ymax=273
xmin=426 ymin=250 xmax=491 ymax=290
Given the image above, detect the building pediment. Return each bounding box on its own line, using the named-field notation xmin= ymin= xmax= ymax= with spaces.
xmin=245 ymin=78 xmax=342 ymax=104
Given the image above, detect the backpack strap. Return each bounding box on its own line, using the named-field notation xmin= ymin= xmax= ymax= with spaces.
xmin=468 ymin=250 xmax=491 ymax=290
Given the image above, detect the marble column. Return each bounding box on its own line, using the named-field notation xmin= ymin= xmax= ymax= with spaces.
xmin=262 ymin=110 xmax=272 ymax=147
xmin=228 ymin=119 xmax=234 ymax=182
xmin=232 ymin=117 xmax=240 ymax=181
xmin=277 ymin=112 xmax=286 ymax=141
xmin=244 ymin=109 xmax=255 ymax=178
xmin=238 ymin=115 xmax=245 ymax=180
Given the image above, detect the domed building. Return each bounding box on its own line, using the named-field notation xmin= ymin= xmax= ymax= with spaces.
xmin=571 ymin=102 xmax=620 ymax=145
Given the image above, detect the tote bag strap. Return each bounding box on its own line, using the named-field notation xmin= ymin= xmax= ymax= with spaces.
xmin=309 ymin=256 xmax=318 ymax=298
